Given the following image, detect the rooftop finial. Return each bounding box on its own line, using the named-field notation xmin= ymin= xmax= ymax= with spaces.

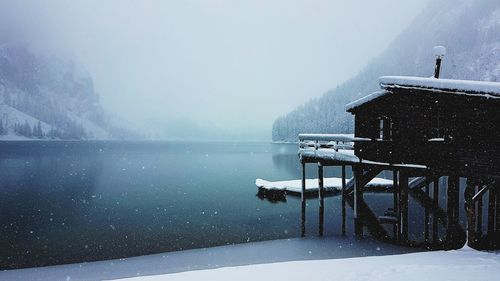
xmin=433 ymin=46 xmax=446 ymax=79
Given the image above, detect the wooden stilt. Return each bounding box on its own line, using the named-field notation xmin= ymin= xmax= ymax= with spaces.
xmin=476 ymin=184 xmax=483 ymax=236
xmin=432 ymin=178 xmax=439 ymax=243
xmin=301 ymin=200 xmax=306 ymax=237
xmin=393 ymin=170 xmax=399 ymax=239
xmin=424 ymin=183 xmax=430 ymax=244
xmin=496 ymin=184 xmax=500 ymax=232
xmin=399 ymin=171 xmax=409 ymax=242
xmin=301 ymin=162 xmax=306 ymax=202
xmin=318 ymin=163 xmax=324 ymax=236
xmin=341 ymin=165 xmax=346 ymax=236
xmin=447 ymin=175 xmax=460 ymax=244
xmin=301 ymin=161 xmax=307 ymax=237
xmin=353 ymin=166 xmax=364 ymax=236
xmin=488 ymin=182 xmax=495 ymax=236
xmin=465 ymin=179 xmax=477 ymax=247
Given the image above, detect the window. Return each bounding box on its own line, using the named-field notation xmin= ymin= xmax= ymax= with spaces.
xmin=379 ymin=117 xmax=392 ymax=140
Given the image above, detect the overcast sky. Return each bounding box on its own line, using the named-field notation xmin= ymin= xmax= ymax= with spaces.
xmin=2 ymin=0 xmax=430 ymax=140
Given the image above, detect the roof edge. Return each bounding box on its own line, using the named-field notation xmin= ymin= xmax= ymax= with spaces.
xmin=345 ymin=90 xmax=391 ymax=113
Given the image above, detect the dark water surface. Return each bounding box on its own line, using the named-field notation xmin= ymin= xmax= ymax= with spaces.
xmin=0 ymin=141 xmax=466 ymax=269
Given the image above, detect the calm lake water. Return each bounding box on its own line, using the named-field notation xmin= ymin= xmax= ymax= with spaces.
xmin=0 ymin=141 xmax=467 ymax=269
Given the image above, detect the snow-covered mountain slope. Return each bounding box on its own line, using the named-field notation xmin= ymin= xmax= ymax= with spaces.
xmin=0 ymin=41 xmax=112 ymax=139
xmin=272 ymin=0 xmax=500 ymax=142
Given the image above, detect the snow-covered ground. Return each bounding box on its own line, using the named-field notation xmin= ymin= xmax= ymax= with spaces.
xmin=2 ymin=237 xmax=498 ymax=281
xmin=0 ymin=237 xmax=419 ymax=281
xmin=111 ymin=246 xmax=500 ymax=281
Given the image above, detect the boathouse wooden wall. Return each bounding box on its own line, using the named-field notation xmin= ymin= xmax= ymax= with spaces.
xmin=350 ymin=88 xmax=500 ymax=177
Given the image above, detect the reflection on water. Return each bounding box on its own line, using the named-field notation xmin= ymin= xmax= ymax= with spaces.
xmin=0 ymin=141 xmax=473 ymax=270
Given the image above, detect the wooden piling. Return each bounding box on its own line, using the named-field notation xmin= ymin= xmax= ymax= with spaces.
xmin=393 ymin=170 xmax=399 ymax=239
xmin=425 ymin=184 xmax=430 ymax=244
xmin=476 ymin=183 xmax=483 ymax=236
xmin=301 ymin=200 xmax=306 ymax=237
xmin=488 ymin=182 xmax=496 ymax=236
xmin=318 ymin=163 xmax=324 ymax=236
xmin=301 ymin=162 xmax=306 ymax=202
xmin=496 ymin=184 xmax=500 ymax=232
xmin=465 ymin=179 xmax=477 ymax=246
xmin=353 ymin=166 xmax=364 ymax=236
xmin=342 ymin=165 xmax=346 ymax=236
xmin=447 ymin=175 xmax=460 ymax=243
xmin=433 ymin=178 xmax=439 ymax=243
xmin=399 ymin=171 xmax=409 ymax=242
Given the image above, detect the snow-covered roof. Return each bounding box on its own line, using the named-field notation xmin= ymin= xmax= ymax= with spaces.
xmin=346 ymin=76 xmax=500 ymax=112
xmin=380 ymin=76 xmax=500 ymax=96
xmin=345 ymin=90 xmax=391 ymax=112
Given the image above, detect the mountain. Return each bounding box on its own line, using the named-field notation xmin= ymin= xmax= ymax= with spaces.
xmin=272 ymin=0 xmax=500 ymax=142
xmin=0 ymin=41 xmax=112 ymax=139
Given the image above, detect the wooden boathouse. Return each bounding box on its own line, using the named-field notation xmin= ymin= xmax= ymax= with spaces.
xmin=298 ymin=65 xmax=500 ymax=249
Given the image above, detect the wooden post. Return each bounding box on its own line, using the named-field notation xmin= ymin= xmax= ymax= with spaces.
xmin=488 ymin=182 xmax=495 ymax=236
xmin=475 ymin=184 xmax=482 ymax=236
xmin=301 ymin=199 xmax=306 ymax=237
xmin=353 ymin=166 xmax=364 ymax=236
xmin=301 ymin=161 xmax=307 ymax=237
xmin=399 ymin=171 xmax=409 ymax=242
xmin=393 ymin=170 xmax=399 ymax=239
xmin=447 ymin=175 xmax=460 ymax=243
xmin=424 ymin=183 xmax=430 ymax=244
xmin=341 ymin=165 xmax=346 ymax=236
xmin=433 ymin=179 xmax=439 ymax=243
xmin=465 ymin=179 xmax=477 ymax=247
xmin=301 ymin=162 xmax=306 ymax=201
xmin=496 ymin=184 xmax=500 ymax=232
xmin=318 ymin=163 xmax=324 ymax=201
xmin=318 ymin=163 xmax=324 ymax=236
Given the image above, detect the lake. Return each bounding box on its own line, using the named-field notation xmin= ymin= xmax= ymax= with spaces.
xmin=0 ymin=141 xmax=467 ymax=269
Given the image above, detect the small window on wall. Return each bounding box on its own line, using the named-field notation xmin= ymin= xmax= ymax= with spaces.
xmin=379 ymin=117 xmax=392 ymax=140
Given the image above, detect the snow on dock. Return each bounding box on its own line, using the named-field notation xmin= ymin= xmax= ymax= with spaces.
xmin=255 ymin=177 xmax=393 ymax=195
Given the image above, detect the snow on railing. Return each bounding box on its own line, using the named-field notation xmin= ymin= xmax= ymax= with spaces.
xmin=298 ymin=133 xmax=370 ymax=151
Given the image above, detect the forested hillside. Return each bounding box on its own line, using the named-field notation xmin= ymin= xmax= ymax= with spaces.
xmin=272 ymin=0 xmax=500 ymax=141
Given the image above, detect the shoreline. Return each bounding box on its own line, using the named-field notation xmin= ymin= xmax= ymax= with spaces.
xmin=0 ymin=237 xmax=420 ymax=281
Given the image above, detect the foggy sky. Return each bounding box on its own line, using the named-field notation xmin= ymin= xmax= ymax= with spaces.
xmin=1 ymin=0 xmax=430 ymax=140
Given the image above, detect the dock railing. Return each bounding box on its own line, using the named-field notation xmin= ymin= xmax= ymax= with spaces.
xmin=298 ymin=133 xmax=370 ymax=152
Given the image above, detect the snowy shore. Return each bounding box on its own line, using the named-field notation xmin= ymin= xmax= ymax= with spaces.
xmin=113 ymin=245 xmax=500 ymax=281
xmin=0 ymin=237 xmax=418 ymax=281
xmin=1 ymin=237 xmax=498 ymax=281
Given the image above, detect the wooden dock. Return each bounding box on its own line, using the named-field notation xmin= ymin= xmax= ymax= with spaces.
xmin=290 ymin=74 xmax=500 ymax=250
